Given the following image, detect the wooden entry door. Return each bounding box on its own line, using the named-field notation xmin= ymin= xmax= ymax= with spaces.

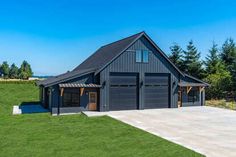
xmin=88 ymin=92 xmax=97 ymax=111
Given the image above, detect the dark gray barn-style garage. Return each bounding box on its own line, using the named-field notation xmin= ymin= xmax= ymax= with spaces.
xmin=37 ymin=31 xmax=209 ymax=115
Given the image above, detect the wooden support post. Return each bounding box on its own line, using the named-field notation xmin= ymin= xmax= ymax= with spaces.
xmin=199 ymin=86 xmax=205 ymax=92
xmin=80 ymin=88 xmax=84 ymax=96
xmin=60 ymin=88 xmax=64 ymax=96
xmin=58 ymin=88 xmax=64 ymax=115
xmin=187 ymin=86 xmax=192 ymax=94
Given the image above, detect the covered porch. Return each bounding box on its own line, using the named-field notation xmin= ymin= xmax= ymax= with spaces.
xmin=57 ymin=83 xmax=101 ymax=115
xmin=178 ymin=82 xmax=207 ymax=107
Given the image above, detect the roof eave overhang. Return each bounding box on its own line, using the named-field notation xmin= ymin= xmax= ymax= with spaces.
xmin=40 ymin=70 xmax=96 ymax=87
xmin=178 ymin=83 xmax=209 ymax=87
xmin=183 ymin=74 xmax=210 ymax=87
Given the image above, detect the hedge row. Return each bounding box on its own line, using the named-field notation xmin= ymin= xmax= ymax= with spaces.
xmin=0 ymin=80 xmax=37 ymax=84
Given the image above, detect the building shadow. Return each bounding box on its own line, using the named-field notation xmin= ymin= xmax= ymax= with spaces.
xmin=19 ymin=101 xmax=49 ymax=114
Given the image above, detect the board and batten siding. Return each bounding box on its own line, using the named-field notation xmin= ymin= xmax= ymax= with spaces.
xmin=99 ymin=36 xmax=180 ymax=111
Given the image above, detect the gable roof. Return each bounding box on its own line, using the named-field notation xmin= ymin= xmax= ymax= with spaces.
xmin=73 ymin=32 xmax=143 ymax=72
xmin=38 ymin=31 xmax=186 ymax=87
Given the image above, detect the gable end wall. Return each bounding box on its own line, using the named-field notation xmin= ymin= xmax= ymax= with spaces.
xmin=99 ymin=36 xmax=180 ymax=111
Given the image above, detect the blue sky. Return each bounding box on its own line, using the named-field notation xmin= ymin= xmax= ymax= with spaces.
xmin=0 ymin=0 xmax=236 ymax=75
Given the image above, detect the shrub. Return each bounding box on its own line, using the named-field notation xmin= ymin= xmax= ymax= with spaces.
xmin=0 ymin=80 xmax=36 ymax=84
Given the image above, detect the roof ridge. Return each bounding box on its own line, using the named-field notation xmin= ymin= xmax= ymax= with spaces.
xmin=100 ymin=31 xmax=144 ymax=48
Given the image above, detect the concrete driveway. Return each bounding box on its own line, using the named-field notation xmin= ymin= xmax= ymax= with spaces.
xmin=107 ymin=106 xmax=236 ymax=157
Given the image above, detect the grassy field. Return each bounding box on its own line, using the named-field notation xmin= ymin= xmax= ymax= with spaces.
xmin=0 ymin=84 xmax=204 ymax=157
xmin=206 ymin=99 xmax=236 ymax=110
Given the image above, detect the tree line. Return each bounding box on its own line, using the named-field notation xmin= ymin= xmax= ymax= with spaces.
xmin=168 ymin=38 xmax=236 ymax=100
xmin=0 ymin=60 xmax=33 ymax=79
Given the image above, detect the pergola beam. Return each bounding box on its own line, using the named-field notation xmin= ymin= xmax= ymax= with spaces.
xmin=199 ymin=86 xmax=205 ymax=92
xmin=187 ymin=86 xmax=192 ymax=94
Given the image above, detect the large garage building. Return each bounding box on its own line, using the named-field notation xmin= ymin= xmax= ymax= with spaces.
xmin=38 ymin=32 xmax=209 ymax=115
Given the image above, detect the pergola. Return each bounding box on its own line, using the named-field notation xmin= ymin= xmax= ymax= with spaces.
xmin=178 ymin=82 xmax=206 ymax=94
xmin=59 ymin=83 xmax=102 ymax=97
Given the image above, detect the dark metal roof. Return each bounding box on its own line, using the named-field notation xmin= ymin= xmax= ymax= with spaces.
xmin=178 ymin=82 xmax=208 ymax=87
xmin=73 ymin=32 xmax=143 ymax=72
xmin=94 ymin=32 xmax=185 ymax=76
xmin=38 ymin=32 xmax=144 ymax=87
xmin=59 ymin=83 xmax=101 ymax=88
xmin=38 ymin=31 xmax=204 ymax=87
xmin=37 ymin=68 xmax=95 ymax=87
xmin=183 ymin=74 xmax=210 ymax=86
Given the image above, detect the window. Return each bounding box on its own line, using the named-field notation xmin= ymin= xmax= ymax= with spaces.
xmin=135 ymin=50 xmax=149 ymax=63
xmin=135 ymin=50 xmax=142 ymax=62
xmin=63 ymin=90 xmax=80 ymax=107
xmin=142 ymin=50 xmax=149 ymax=63
xmin=187 ymin=89 xmax=199 ymax=102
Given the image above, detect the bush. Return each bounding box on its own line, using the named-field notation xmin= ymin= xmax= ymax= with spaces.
xmin=204 ymin=71 xmax=233 ymax=99
xmin=0 ymin=80 xmax=37 ymax=84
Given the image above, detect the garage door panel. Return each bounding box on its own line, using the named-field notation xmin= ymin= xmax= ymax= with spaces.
xmin=145 ymin=78 xmax=169 ymax=85
xmin=109 ymin=73 xmax=138 ymax=111
xmin=144 ymin=74 xmax=169 ymax=109
xmin=110 ymin=87 xmax=136 ymax=93
xmin=145 ymin=97 xmax=169 ymax=103
xmin=110 ymin=93 xmax=137 ymax=97
xmin=145 ymin=87 xmax=168 ymax=92
xmin=143 ymin=103 xmax=168 ymax=109
xmin=110 ymin=75 xmax=137 ymax=85
xmin=145 ymin=93 xmax=168 ymax=98
xmin=109 ymin=104 xmax=137 ymax=110
xmin=145 ymin=91 xmax=169 ymax=96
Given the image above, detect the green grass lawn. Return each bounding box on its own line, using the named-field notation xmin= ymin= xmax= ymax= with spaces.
xmin=0 ymin=83 xmax=204 ymax=157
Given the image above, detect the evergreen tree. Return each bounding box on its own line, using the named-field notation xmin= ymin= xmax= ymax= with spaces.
xmin=19 ymin=60 xmax=33 ymax=79
xmin=169 ymin=43 xmax=184 ymax=71
xmin=9 ymin=63 xmax=19 ymax=79
xmin=221 ymin=38 xmax=236 ymax=73
xmin=183 ymin=40 xmax=203 ymax=78
xmin=205 ymin=42 xmax=222 ymax=74
xmin=221 ymin=38 xmax=236 ymax=91
xmin=0 ymin=61 xmax=10 ymax=78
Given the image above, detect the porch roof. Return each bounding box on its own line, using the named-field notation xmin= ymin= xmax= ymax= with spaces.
xmin=59 ymin=83 xmax=102 ymax=88
xmin=178 ymin=82 xmax=208 ymax=87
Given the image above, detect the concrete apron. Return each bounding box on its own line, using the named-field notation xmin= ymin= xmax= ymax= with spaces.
xmin=105 ymin=106 xmax=236 ymax=157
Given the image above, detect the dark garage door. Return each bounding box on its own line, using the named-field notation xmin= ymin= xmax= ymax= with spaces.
xmin=109 ymin=73 xmax=139 ymax=111
xmin=144 ymin=73 xmax=170 ymax=109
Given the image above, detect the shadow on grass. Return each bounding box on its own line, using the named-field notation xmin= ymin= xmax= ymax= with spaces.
xmin=19 ymin=101 xmax=49 ymax=114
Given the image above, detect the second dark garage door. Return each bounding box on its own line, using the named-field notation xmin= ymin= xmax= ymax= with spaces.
xmin=144 ymin=73 xmax=170 ymax=109
xmin=109 ymin=73 xmax=139 ymax=111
